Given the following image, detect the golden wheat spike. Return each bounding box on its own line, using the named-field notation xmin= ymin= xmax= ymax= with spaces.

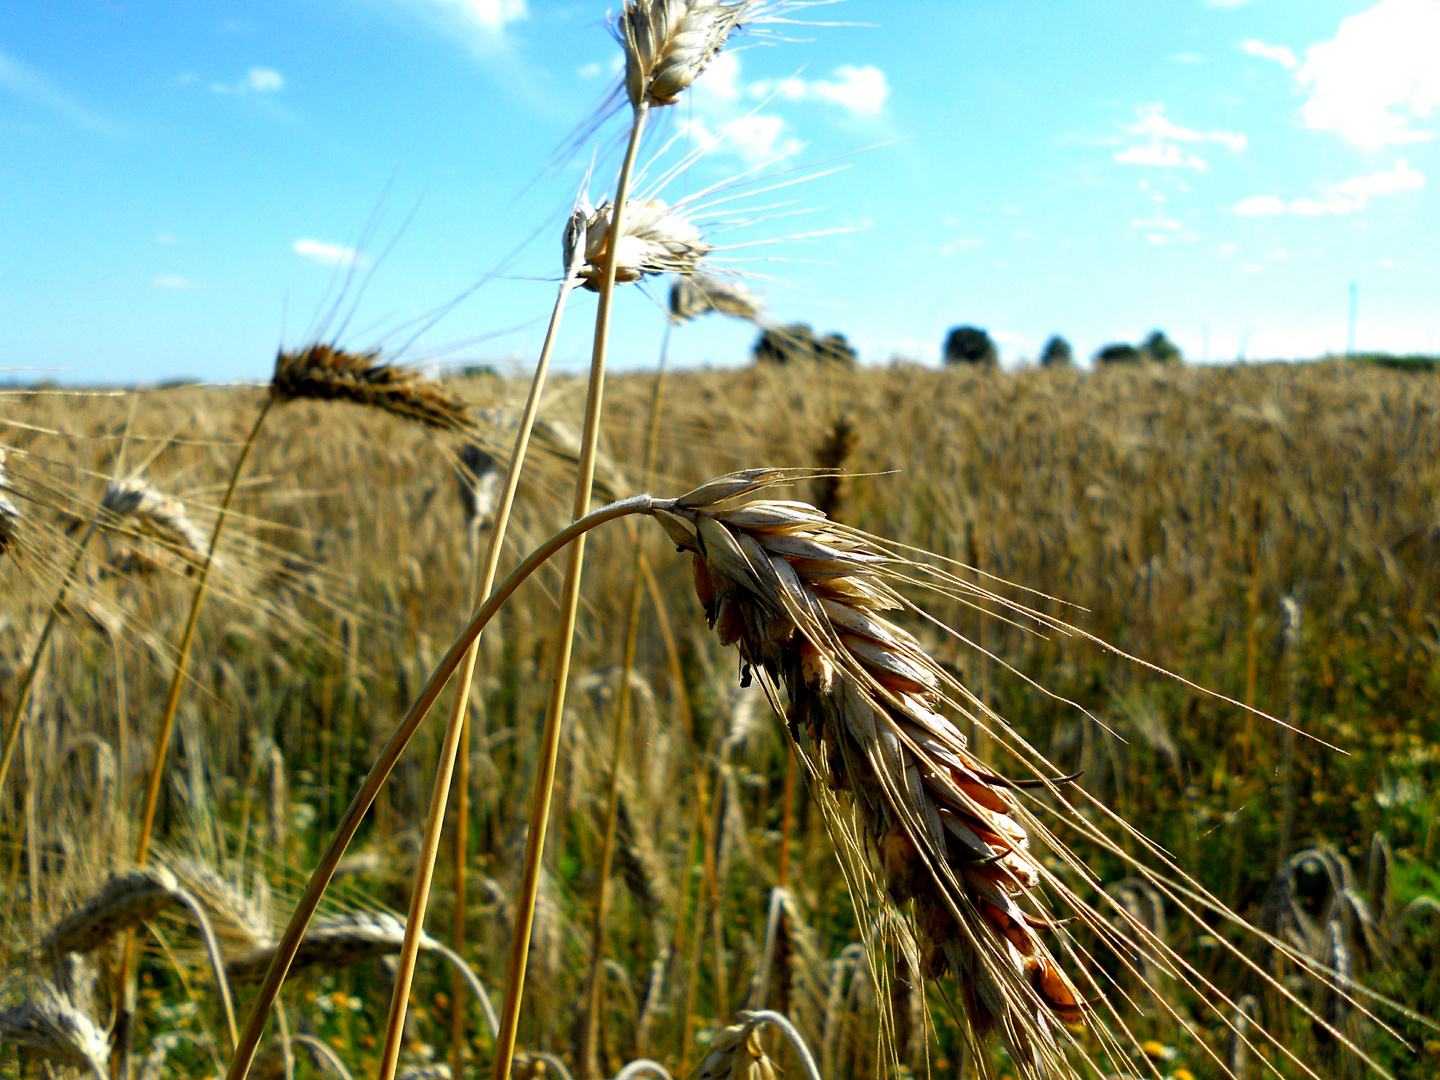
xmin=577 ymin=197 xmax=712 ymax=292
xmin=100 ymin=475 xmax=208 ymax=563
xmin=0 ymin=445 xmax=21 ymax=556
xmin=0 ymin=984 xmax=112 ymax=1080
xmin=270 ymin=343 xmax=473 ymax=433
xmin=620 ymin=0 xmax=745 ymax=108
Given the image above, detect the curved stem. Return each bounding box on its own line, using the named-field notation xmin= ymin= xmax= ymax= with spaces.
xmin=381 ymin=275 xmax=582 ymax=1080
xmin=222 ymin=494 xmax=655 ymax=1080
xmin=491 ymin=97 xmax=651 ymax=1080
xmin=432 ymin=941 xmax=500 ymax=1041
xmin=742 ymin=1011 xmax=824 ymax=1080
xmin=173 ymin=887 xmax=239 ymax=1055
xmin=582 ymin=316 xmax=673 ymax=1080
xmin=611 ymin=1060 xmax=674 ymax=1080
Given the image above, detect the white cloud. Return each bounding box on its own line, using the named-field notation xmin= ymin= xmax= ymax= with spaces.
xmin=212 ymin=67 xmax=285 ymax=94
xmin=153 ymin=275 xmax=194 ymax=289
xmin=748 ymin=64 xmax=890 ymax=117
xmin=1297 ymin=0 xmax=1440 ymax=148
xmin=155 ymin=233 xmax=176 ymax=245
xmin=1114 ymin=104 xmax=1247 ymax=169
xmin=1240 ymin=39 xmax=1299 ymax=68
xmin=422 ymin=0 xmax=527 ymax=30
xmin=292 ymin=239 xmax=370 ymax=268
xmin=1232 ymin=158 xmax=1424 ymax=215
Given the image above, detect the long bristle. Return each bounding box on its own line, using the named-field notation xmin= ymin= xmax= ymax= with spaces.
xmin=271 ymin=343 xmax=473 ymax=433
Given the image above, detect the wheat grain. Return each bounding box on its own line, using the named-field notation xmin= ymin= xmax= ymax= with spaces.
xmin=270 ymin=343 xmax=472 ymax=433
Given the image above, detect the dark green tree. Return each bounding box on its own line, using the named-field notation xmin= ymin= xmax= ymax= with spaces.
xmin=944 ymin=326 xmax=997 ymax=366
xmin=1040 ymin=335 xmax=1073 ymax=367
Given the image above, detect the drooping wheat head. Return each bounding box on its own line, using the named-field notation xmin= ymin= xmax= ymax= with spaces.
xmin=270 ymin=343 xmax=473 ymax=433
xmin=651 ymin=470 xmax=1086 ymax=1071
xmin=226 ymin=909 xmax=428 ymax=984
xmin=41 ymin=867 xmax=185 ymax=958
xmin=669 ymin=272 xmax=765 ymax=325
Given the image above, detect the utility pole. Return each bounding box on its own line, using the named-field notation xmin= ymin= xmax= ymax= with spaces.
xmin=1347 ymin=281 xmax=1358 ymax=355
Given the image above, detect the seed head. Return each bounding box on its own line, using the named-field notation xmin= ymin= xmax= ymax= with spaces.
xmin=42 ymin=867 xmax=184 ymax=957
xmin=100 ymin=476 xmax=208 ymax=564
xmin=696 ymin=1019 xmax=778 ymax=1080
xmin=0 ymin=984 xmax=111 ymax=1080
xmin=621 ymin=1 xmax=747 ymax=109
xmin=456 ymin=443 xmax=502 ymax=528
xmin=655 ymin=470 xmax=1085 ymax=1070
xmin=669 ymin=273 xmax=764 ymax=324
xmin=578 ymin=197 xmax=711 ymax=291
xmin=271 ymin=343 xmax=473 ymax=433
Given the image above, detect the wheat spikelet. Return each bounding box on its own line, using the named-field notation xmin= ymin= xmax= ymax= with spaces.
xmin=0 ymin=446 xmax=20 ymax=556
xmin=578 ymin=197 xmax=711 ymax=291
xmin=456 ymin=443 xmax=502 ymax=528
xmin=270 ymin=343 xmax=473 ymax=433
xmin=0 ymin=984 xmax=112 ymax=1080
xmin=669 ymin=273 xmax=764 ymax=324
xmin=619 ymin=1 xmax=758 ymax=108
xmin=652 ymin=470 xmax=1085 ymax=1071
xmin=41 ymin=866 xmax=184 ymax=956
xmin=100 ymin=475 xmax=208 ymax=564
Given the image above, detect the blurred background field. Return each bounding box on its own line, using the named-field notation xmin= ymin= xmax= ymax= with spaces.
xmin=3 ymin=355 xmax=1439 ymax=1078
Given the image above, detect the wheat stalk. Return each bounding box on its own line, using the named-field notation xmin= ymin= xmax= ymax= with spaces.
xmin=378 ymin=202 xmax=591 ymax=1080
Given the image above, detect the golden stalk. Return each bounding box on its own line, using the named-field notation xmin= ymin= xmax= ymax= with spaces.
xmin=378 ymin=231 xmax=589 ymax=1080
xmin=581 ymin=314 xmax=674 ymax=1080
xmin=490 ymin=97 xmax=652 ymax=1080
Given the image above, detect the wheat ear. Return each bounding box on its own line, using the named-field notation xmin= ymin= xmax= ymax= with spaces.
xmin=222 ymin=494 xmax=656 ymax=1080
xmin=0 ymin=984 xmax=112 ymax=1080
xmin=378 ymin=204 xmax=590 ymax=1080
xmin=0 ymin=445 xmax=21 ymax=556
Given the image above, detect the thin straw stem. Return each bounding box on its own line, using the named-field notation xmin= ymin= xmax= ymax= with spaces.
xmin=491 ymin=98 xmax=651 ymax=1080
xmin=379 ymin=274 xmax=582 ymax=1080
xmin=581 ymin=315 xmax=673 ymax=1080
xmin=221 ymin=494 xmax=655 ymax=1080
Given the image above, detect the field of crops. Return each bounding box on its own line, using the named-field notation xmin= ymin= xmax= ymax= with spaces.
xmin=3 ymin=355 xmax=1438 ymax=1080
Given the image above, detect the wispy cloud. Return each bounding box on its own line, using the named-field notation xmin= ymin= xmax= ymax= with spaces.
xmin=293 ymin=238 xmax=370 ymax=268
xmin=153 ymin=275 xmax=195 ymax=289
xmin=1113 ymin=104 xmax=1247 ymax=169
xmin=747 ymin=65 xmax=891 ymax=118
xmin=393 ymin=0 xmax=529 ymax=55
xmin=1233 ymin=157 xmax=1424 ymax=215
xmin=1297 ymin=0 xmax=1440 ymax=149
xmin=1240 ymin=38 xmax=1298 ymax=68
xmin=211 ymin=67 xmax=285 ymax=94
xmin=0 ymin=48 xmax=120 ymax=134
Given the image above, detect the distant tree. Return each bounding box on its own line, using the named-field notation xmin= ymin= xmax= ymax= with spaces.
xmin=1040 ymin=335 xmax=1073 ymax=367
xmin=944 ymin=326 xmax=998 ymax=366
xmin=1140 ymin=330 xmax=1182 ymax=364
xmin=1095 ymin=343 xmax=1143 ymax=365
xmin=754 ymin=323 xmax=857 ymax=367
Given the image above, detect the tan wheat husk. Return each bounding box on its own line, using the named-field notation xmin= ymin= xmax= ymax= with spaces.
xmin=620 ymin=1 xmax=746 ymax=109
xmin=578 ymin=197 xmax=711 ymax=291
xmin=669 ymin=273 xmax=764 ymax=324
xmin=100 ymin=475 xmax=208 ymax=564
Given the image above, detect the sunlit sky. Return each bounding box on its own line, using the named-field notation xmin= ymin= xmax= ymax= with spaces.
xmin=2 ymin=0 xmax=1438 ymax=383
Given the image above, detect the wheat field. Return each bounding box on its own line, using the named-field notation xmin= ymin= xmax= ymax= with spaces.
xmin=2 ymin=355 xmax=1438 ymax=1080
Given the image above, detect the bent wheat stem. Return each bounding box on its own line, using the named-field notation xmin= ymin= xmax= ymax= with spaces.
xmin=222 ymin=494 xmax=655 ymax=1080
xmin=492 ymin=97 xmax=651 ymax=1080
xmin=381 ymin=215 xmax=589 ymax=1080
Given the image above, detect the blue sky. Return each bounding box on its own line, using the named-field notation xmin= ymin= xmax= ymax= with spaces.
xmin=2 ymin=0 xmax=1437 ymax=383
